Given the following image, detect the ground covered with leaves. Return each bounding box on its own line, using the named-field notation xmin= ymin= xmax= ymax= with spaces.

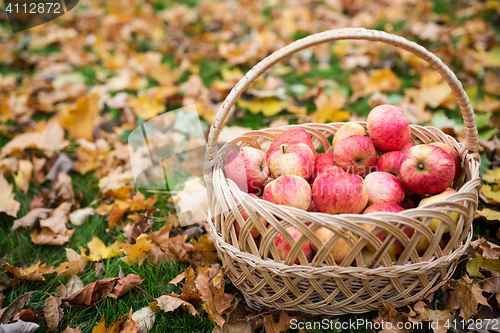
xmin=1 ymin=0 xmax=500 ymax=332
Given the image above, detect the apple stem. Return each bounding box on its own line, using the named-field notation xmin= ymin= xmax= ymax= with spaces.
xmin=418 ymin=163 xmax=424 ymax=170
xmin=347 ymin=165 xmax=353 ymax=174
xmin=281 ymin=144 xmax=287 ymax=154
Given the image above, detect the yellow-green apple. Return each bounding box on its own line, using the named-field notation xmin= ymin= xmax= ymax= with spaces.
xmin=400 ymin=197 xmax=417 ymax=209
xmin=361 ymin=248 xmax=397 ymax=265
xmin=334 ymin=135 xmax=377 ymax=176
xmin=268 ymin=143 xmax=314 ymax=179
xmin=430 ymin=142 xmax=461 ymax=178
xmin=268 ymin=128 xmax=316 ymax=157
xmin=315 ymin=153 xmax=334 ymax=166
xmin=415 ymin=236 xmax=446 ymax=256
xmin=270 ymin=225 xmax=313 ymax=264
xmin=263 ymin=175 xmax=312 ymax=211
xmin=310 ymin=228 xmax=357 ymax=263
xmin=364 ymin=172 xmax=405 ymax=205
xmin=367 ymin=104 xmax=411 ymax=152
xmin=375 ymin=151 xmax=405 ymax=178
xmin=399 ymin=142 xmax=416 ymax=152
xmin=418 ymin=188 xmax=459 ymax=232
xmin=234 ymin=194 xmax=268 ymax=239
xmin=400 ymin=144 xmax=455 ymax=195
xmin=312 ymin=168 xmax=369 ymax=214
xmin=309 ymin=164 xmax=344 ymax=185
xmin=224 ymin=147 xmax=269 ymax=193
xmin=362 ymin=203 xmax=404 ymax=252
xmin=332 ymin=123 xmax=367 ymax=148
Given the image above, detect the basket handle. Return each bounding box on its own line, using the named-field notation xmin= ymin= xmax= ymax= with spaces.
xmin=205 ymin=27 xmax=479 ymax=168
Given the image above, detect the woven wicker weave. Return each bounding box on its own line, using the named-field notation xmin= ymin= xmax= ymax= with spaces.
xmin=203 ymin=28 xmax=481 ymax=315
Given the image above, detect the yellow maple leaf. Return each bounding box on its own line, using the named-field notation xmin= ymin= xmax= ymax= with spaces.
xmin=79 ymin=236 xmax=122 ymax=261
xmin=481 ymin=184 xmax=500 ymax=204
xmin=128 ymin=94 xmax=165 ymax=120
xmin=310 ymin=90 xmax=350 ymax=123
xmin=120 ymin=234 xmax=152 ymax=266
xmin=364 ymin=67 xmax=402 ymax=95
xmin=237 ymin=98 xmax=290 ymax=117
xmin=483 ymin=167 xmax=500 ymax=184
xmin=13 ymin=159 xmax=33 ymax=194
xmin=58 ymin=93 xmax=100 ymax=140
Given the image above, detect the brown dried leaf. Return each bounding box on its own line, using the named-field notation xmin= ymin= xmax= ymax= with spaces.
xmin=55 ymin=248 xmax=89 ymax=276
xmin=154 ymin=295 xmax=199 ymax=317
xmin=12 ymin=208 xmax=52 ymax=230
xmin=195 ymin=267 xmax=234 ymax=327
xmin=191 ymin=236 xmax=218 ymax=267
xmin=0 ymin=120 xmax=66 ymax=158
xmin=43 ymin=295 xmax=60 ymax=333
xmin=109 ymin=274 xmax=144 ymax=298
xmin=0 ymin=291 xmax=35 ymax=324
xmin=39 ymin=201 xmax=72 ymax=235
xmin=264 ymin=311 xmax=300 ymax=333
xmin=408 ymin=300 xmax=453 ymax=333
xmin=445 ymin=275 xmax=490 ymax=320
xmin=169 ymin=272 xmax=185 ymax=285
xmin=0 ymin=172 xmax=21 ymax=218
xmin=212 ymin=320 xmax=252 ymax=333
xmin=64 ymin=277 xmax=119 ymax=307
xmin=3 ymin=261 xmax=55 ymax=283
xmin=65 ymin=273 xmax=84 ymax=295
xmin=469 ymin=238 xmax=500 ymax=259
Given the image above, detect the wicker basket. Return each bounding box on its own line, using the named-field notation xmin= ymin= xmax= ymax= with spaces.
xmin=203 ymin=28 xmax=481 ymax=316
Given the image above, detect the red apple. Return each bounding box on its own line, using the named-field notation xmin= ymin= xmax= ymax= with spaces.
xmin=307 ymin=200 xmax=319 ymax=212
xmin=363 ymin=203 xmax=405 ymax=214
xmin=367 ymin=104 xmax=411 ymax=152
xmin=309 ymin=164 xmax=344 ymax=185
xmin=430 ymin=142 xmax=461 ymax=178
xmin=270 ymin=225 xmax=313 ymax=264
xmin=268 ymin=128 xmax=316 ymax=157
xmin=234 ymin=194 xmax=268 ymax=239
xmin=312 ymin=169 xmax=369 ymax=214
xmin=311 ymin=228 xmax=357 ymax=264
xmin=334 ymin=135 xmax=377 ymax=177
xmin=268 ymin=143 xmax=314 ymax=180
xmin=364 ymin=172 xmax=405 ymax=205
xmin=400 ymin=145 xmax=455 ymax=195
xmin=399 ymin=142 xmax=416 ymax=152
xmin=315 ymin=153 xmax=334 ymax=166
xmin=362 ymin=203 xmax=404 ymax=252
xmin=332 ymin=123 xmax=367 ymax=148
xmin=375 ymin=151 xmax=405 ymax=177
xmin=263 ymin=175 xmax=312 ymax=211
xmin=224 ymin=147 xmax=269 ymax=193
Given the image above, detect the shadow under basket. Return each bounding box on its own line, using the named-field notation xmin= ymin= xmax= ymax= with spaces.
xmin=203 ymin=28 xmax=482 ymax=316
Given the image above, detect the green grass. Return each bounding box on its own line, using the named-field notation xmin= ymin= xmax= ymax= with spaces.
xmin=0 ymin=171 xmax=216 ymax=333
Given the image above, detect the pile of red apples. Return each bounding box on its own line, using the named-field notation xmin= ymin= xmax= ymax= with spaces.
xmin=224 ymin=104 xmax=461 ymax=265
